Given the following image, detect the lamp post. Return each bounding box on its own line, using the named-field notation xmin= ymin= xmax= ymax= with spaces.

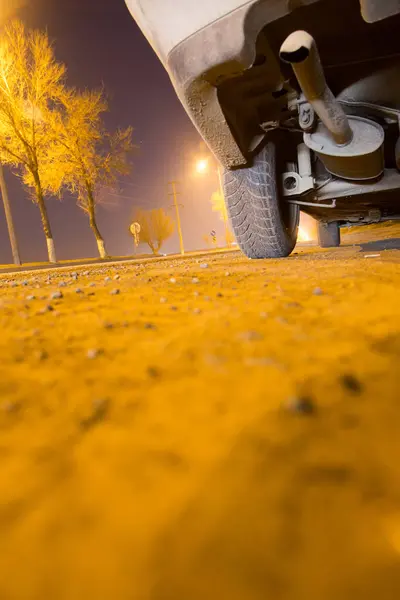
xmin=195 ymin=157 xmax=231 ymax=248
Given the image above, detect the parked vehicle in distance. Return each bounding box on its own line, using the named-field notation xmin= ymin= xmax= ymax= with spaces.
xmin=125 ymin=0 xmax=400 ymax=257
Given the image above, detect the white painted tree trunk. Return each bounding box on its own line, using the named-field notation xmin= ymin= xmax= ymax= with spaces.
xmin=97 ymin=239 xmax=107 ymax=259
xmin=46 ymin=238 xmax=57 ymax=263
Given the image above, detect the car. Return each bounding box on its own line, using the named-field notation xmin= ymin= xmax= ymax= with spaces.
xmin=125 ymin=0 xmax=400 ymax=258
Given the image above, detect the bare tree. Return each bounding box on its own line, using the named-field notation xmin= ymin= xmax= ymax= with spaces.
xmin=45 ymin=88 xmax=135 ymax=258
xmin=0 ymin=20 xmax=66 ymax=262
xmin=134 ymin=208 xmax=174 ymax=255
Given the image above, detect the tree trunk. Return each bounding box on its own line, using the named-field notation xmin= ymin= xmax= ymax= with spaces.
xmin=88 ymin=200 xmax=107 ymax=259
xmin=33 ymin=171 xmax=56 ymax=263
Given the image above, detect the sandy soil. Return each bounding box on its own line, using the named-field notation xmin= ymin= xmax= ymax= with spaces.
xmin=0 ymin=224 xmax=399 ymax=600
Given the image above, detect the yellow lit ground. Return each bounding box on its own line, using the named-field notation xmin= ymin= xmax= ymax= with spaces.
xmin=0 ymin=223 xmax=399 ymax=599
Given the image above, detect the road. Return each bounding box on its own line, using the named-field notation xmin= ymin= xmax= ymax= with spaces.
xmin=0 ymin=222 xmax=399 ymax=600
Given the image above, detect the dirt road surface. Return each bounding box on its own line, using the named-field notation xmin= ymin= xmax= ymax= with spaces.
xmin=0 ymin=223 xmax=399 ymax=600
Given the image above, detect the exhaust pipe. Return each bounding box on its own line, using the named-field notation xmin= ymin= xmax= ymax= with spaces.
xmin=280 ymin=30 xmax=352 ymax=146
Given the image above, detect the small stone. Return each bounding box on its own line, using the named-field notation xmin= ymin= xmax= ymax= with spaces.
xmin=71 ymin=272 xmax=78 ymax=278
xmin=22 ymin=280 xmax=28 ymax=286
xmin=110 ymin=289 xmax=120 ymax=295
xmin=2 ymin=401 xmax=21 ymax=413
xmin=26 ymin=295 xmax=36 ymax=301
xmin=147 ymin=366 xmax=161 ymax=378
xmin=36 ymin=350 xmax=48 ymax=361
xmin=160 ymin=297 xmax=167 ymax=303
xmin=104 ymin=276 xmax=112 ymax=282
xmin=144 ymin=322 xmax=156 ymax=330
xmin=192 ymin=277 xmax=199 ymax=284
xmin=238 ymin=330 xmax=263 ymax=342
xmin=88 ymin=282 xmax=96 ymax=288
xmin=39 ymin=304 xmax=54 ymax=314
xmin=216 ymin=293 xmax=223 ymax=298
xmin=225 ymin=272 xmax=230 ymax=276
xmin=87 ymin=348 xmax=102 ymax=359
xmin=83 ymin=271 xmax=89 ymax=276
xmin=51 ymin=291 xmax=63 ymax=300
xmin=75 ymin=288 xmax=84 ymax=294
xmin=113 ymin=275 xmax=120 ymax=280
xmin=170 ymin=306 xmax=178 ymax=311
xmin=286 ymin=396 xmax=315 ymax=415
xmin=80 ymin=398 xmax=110 ymax=430
xmin=340 ymin=374 xmax=363 ymax=394
xmin=103 ymin=322 xmax=114 ymax=329
xmin=59 ymin=281 xmax=67 ymax=288
xmin=10 ymin=282 xmax=18 ymax=287
xmin=169 ymin=277 xmax=176 ymax=284
xmin=199 ymin=263 xmax=209 ymax=269
xmin=313 ymin=287 xmax=323 ymax=296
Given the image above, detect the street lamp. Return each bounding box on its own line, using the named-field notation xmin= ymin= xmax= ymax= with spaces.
xmin=195 ymin=156 xmax=232 ymax=248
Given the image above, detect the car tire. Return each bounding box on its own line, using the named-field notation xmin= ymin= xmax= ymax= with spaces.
xmin=223 ymin=141 xmax=299 ymax=259
xmin=317 ymin=221 xmax=341 ymax=248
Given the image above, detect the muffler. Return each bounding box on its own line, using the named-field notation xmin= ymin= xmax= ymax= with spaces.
xmin=280 ymin=30 xmax=384 ymax=180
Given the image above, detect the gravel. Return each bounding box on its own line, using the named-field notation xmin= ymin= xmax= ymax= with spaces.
xmin=286 ymin=396 xmax=316 ymax=415
xmin=51 ymin=291 xmax=63 ymax=300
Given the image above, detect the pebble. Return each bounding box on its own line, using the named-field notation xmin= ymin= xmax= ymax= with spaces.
xmin=75 ymin=288 xmax=84 ymax=294
xmin=51 ymin=291 xmax=63 ymax=300
xmin=87 ymin=348 xmax=102 ymax=359
xmin=364 ymin=254 xmax=380 ymax=258
xmin=104 ymin=277 xmax=111 ymax=282
xmin=286 ymin=396 xmax=316 ymax=415
xmin=113 ymin=275 xmax=120 ymax=280
xmin=2 ymin=401 xmax=21 ymax=413
xmin=59 ymin=281 xmax=67 ymax=287
xmin=160 ymin=297 xmax=167 ymax=303
xmin=199 ymin=263 xmax=209 ymax=269
xmin=80 ymin=398 xmax=110 ymax=430
xmin=110 ymin=289 xmax=120 ymax=295
xmin=169 ymin=277 xmax=176 ymax=284
xmin=313 ymin=287 xmax=323 ymax=296
xmin=225 ymin=272 xmax=230 ymax=276
xmin=71 ymin=272 xmax=78 ymax=278
xmin=88 ymin=282 xmax=96 ymax=288
xmin=170 ymin=305 xmax=178 ymax=311
xmin=26 ymin=295 xmax=36 ymax=301
xmin=192 ymin=277 xmax=200 ymax=284
xmin=144 ymin=322 xmax=156 ymax=330
xmin=36 ymin=350 xmax=48 ymax=361
xmin=238 ymin=330 xmax=263 ymax=342
xmin=147 ymin=366 xmax=161 ymax=378
xmin=340 ymin=374 xmax=363 ymax=394
xmin=39 ymin=305 xmax=54 ymax=314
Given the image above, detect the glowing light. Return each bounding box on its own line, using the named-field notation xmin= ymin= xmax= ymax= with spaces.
xmin=298 ymin=226 xmax=311 ymax=242
xmin=195 ymin=158 xmax=209 ymax=174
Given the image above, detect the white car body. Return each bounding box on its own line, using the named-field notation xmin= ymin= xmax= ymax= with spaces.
xmin=125 ymin=0 xmax=253 ymax=62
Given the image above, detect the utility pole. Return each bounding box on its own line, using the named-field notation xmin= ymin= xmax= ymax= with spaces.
xmin=168 ymin=180 xmax=185 ymax=255
xmin=0 ymin=163 xmax=21 ymax=265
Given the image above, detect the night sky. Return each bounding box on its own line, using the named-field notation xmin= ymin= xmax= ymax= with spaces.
xmin=0 ymin=0 xmax=222 ymax=263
